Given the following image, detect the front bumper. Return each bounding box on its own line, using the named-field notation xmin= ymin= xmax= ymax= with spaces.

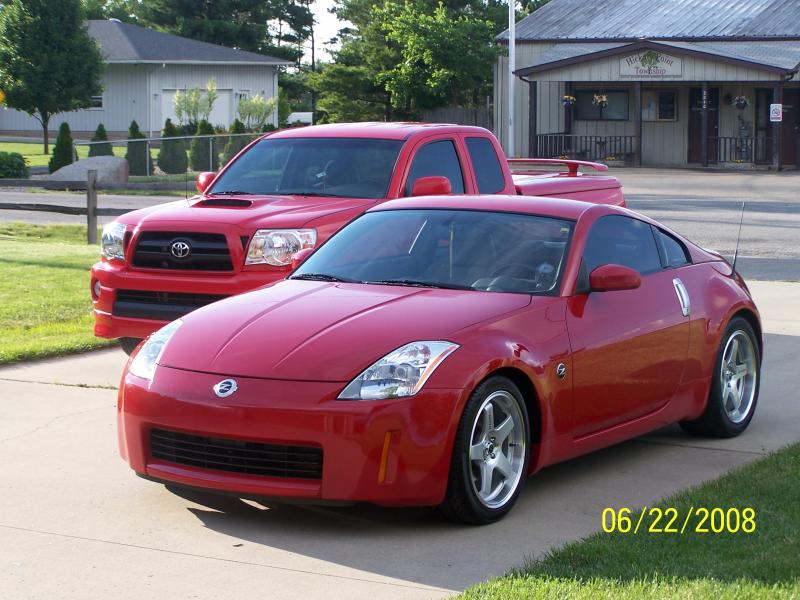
xmin=118 ymin=366 xmax=463 ymax=506
xmin=92 ymin=260 xmax=288 ymax=340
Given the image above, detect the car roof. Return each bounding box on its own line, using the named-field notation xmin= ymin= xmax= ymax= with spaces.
xmin=266 ymin=122 xmax=492 ymax=141
xmin=369 ymin=195 xmax=603 ymax=221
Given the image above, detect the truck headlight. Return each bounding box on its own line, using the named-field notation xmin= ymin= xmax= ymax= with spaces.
xmin=101 ymin=221 xmax=126 ymax=260
xmin=245 ymin=229 xmax=317 ymax=266
xmin=128 ymin=319 xmax=182 ymax=381
xmin=338 ymin=341 xmax=459 ymax=400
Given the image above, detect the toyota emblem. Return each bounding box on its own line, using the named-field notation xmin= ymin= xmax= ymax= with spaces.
xmin=213 ymin=379 xmax=238 ymax=398
xmin=170 ymin=240 xmax=192 ymax=259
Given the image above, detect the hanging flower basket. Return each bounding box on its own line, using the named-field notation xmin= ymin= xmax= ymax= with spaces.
xmin=562 ymin=94 xmax=576 ymax=107
xmin=592 ymin=94 xmax=608 ymax=108
xmin=734 ymin=95 xmax=750 ymax=110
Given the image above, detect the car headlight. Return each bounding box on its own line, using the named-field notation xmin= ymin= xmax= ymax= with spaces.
xmin=338 ymin=341 xmax=459 ymax=400
xmin=101 ymin=221 xmax=126 ymax=260
xmin=128 ymin=319 xmax=182 ymax=381
xmin=246 ymin=229 xmax=317 ymax=266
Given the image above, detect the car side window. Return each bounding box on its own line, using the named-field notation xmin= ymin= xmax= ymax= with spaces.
xmin=583 ymin=215 xmax=662 ymax=275
xmin=405 ymin=140 xmax=465 ymax=195
xmin=465 ymin=137 xmax=505 ymax=194
xmin=655 ymin=227 xmax=691 ymax=268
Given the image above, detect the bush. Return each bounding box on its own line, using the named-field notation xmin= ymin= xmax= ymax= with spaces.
xmin=157 ymin=118 xmax=188 ymax=174
xmin=222 ymin=118 xmax=249 ymax=165
xmin=88 ymin=123 xmax=113 ymax=157
xmin=48 ymin=122 xmax=75 ymax=173
xmin=125 ymin=120 xmax=153 ymax=176
xmin=0 ymin=152 xmax=29 ymax=178
xmin=189 ymin=120 xmax=219 ymax=172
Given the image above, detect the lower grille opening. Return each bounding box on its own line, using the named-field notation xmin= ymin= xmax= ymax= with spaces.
xmin=113 ymin=289 xmax=226 ymax=321
xmin=149 ymin=428 xmax=323 ymax=480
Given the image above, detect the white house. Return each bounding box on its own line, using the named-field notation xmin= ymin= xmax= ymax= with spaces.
xmin=0 ymin=19 xmax=291 ymax=137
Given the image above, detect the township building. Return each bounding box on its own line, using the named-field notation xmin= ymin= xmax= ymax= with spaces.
xmin=495 ymin=0 xmax=800 ymax=168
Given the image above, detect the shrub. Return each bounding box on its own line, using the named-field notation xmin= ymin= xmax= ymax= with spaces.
xmin=236 ymin=95 xmax=277 ymax=131
xmin=48 ymin=122 xmax=75 ymax=173
xmin=88 ymin=123 xmax=113 ymax=157
xmin=222 ymin=118 xmax=249 ymax=165
xmin=0 ymin=152 xmax=29 ymax=178
xmin=125 ymin=120 xmax=153 ymax=176
xmin=189 ymin=120 xmax=219 ymax=172
xmin=157 ymin=118 xmax=188 ymax=174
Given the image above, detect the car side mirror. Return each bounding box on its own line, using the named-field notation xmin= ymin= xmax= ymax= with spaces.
xmin=411 ymin=176 xmax=452 ymax=197
xmin=589 ymin=264 xmax=641 ymax=292
xmin=291 ymin=248 xmax=315 ymax=270
xmin=196 ymin=171 xmax=216 ymax=193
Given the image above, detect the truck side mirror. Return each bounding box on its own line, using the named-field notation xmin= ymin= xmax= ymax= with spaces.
xmin=411 ymin=176 xmax=452 ymax=197
xmin=589 ymin=264 xmax=641 ymax=292
xmin=291 ymin=248 xmax=315 ymax=270
xmin=196 ymin=171 xmax=216 ymax=193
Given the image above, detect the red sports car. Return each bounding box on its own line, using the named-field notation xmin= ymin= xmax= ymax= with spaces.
xmin=118 ymin=195 xmax=762 ymax=524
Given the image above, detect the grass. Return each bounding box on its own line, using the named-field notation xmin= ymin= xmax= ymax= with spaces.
xmin=0 ymin=141 xmax=158 ymax=168
xmin=460 ymin=442 xmax=800 ymax=599
xmin=0 ymin=222 xmax=115 ymax=363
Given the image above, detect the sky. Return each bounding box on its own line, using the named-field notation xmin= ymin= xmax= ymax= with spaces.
xmin=307 ymin=0 xmax=345 ymax=62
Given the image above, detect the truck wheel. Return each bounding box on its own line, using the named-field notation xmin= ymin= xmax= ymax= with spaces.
xmin=439 ymin=376 xmax=530 ymax=525
xmin=119 ymin=337 xmax=143 ymax=356
xmin=680 ymin=317 xmax=760 ymax=437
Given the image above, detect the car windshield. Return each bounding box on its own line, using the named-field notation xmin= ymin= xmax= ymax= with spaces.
xmin=291 ymin=209 xmax=575 ymax=294
xmin=208 ymin=137 xmax=403 ymax=199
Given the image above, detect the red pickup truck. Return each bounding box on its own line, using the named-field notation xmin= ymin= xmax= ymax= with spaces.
xmin=92 ymin=122 xmax=625 ymax=353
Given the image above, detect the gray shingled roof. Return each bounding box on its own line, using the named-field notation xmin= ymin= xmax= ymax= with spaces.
xmin=87 ymin=20 xmax=291 ymax=65
xmin=499 ymin=0 xmax=800 ymax=41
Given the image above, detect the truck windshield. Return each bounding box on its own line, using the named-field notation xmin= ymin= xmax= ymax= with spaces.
xmin=208 ymin=137 xmax=404 ymax=199
xmin=291 ymin=209 xmax=575 ymax=295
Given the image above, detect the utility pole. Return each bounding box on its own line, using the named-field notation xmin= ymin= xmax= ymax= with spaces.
xmin=507 ymin=0 xmax=515 ymax=157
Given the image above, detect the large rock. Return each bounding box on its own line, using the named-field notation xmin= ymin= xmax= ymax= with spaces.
xmin=49 ymin=156 xmax=129 ymax=185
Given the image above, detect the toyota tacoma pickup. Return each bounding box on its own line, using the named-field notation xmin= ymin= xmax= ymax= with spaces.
xmin=92 ymin=122 xmax=626 ymax=353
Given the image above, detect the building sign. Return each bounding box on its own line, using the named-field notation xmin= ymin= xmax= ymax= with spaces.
xmin=620 ymin=51 xmax=682 ymax=78
xmin=770 ymin=103 xmax=783 ymax=122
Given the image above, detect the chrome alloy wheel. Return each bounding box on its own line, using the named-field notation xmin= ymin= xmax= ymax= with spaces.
xmin=720 ymin=330 xmax=758 ymax=424
xmin=468 ymin=390 xmax=526 ymax=509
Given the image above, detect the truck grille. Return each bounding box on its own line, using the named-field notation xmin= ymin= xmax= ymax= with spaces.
xmin=132 ymin=232 xmax=233 ymax=271
xmin=113 ymin=289 xmax=226 ymax=321
xmin=150 ymin=429 xmax=323 ymax=480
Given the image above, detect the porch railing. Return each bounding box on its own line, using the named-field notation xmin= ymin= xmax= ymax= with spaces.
xmin=711 ymin=137 xmax=774 ymax=165
xmin=534 ymin=134 xmax=636 ymax=162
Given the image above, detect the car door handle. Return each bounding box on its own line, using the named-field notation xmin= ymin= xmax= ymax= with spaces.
xmin=672 ymin=278 xmax=691 ymax=317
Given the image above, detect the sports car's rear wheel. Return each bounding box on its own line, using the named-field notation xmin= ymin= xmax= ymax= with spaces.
xmin=439 ymin=376 xmax=530 ymax=524
xmin=680 ymin=317 xmax=760 ymax=437
xmin=119 ymin=337 xmax=143 ymax=356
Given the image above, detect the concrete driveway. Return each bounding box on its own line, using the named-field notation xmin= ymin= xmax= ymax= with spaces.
xmin=1 ymin=281 xmax=798 ymax=599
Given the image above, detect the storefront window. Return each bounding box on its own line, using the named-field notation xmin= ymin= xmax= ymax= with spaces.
xmin=574 ymin=91 xmax=629 ymax=121
xmin=642 ymin=91 xmax=677 ymax=121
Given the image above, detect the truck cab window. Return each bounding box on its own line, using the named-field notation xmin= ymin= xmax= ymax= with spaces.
xmin=405 ymin=140 xmax=465 ymax=195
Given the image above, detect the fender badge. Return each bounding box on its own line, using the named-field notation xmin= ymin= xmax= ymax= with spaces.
xmin=556 ymin=363 xmax=567 ymax=379
xmin=213 ymin=379 xmax=238 ymax=398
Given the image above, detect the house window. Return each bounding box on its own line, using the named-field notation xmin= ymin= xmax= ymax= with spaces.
xmin=574 ymin=91 xmax=628 ymax=121
xmin=236 ymin=90 xmax=250 ymax=102
xmin=642 ymin=91 xmax=677 ymax=121
xmin=89 ymin=94 xmax=104 ymax=109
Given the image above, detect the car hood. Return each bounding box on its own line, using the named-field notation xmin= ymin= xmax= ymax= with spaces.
xmin=159 ymin=280 xmax=532 ymax=381
xmin=121 ymin=194 xmax=375 ymax=229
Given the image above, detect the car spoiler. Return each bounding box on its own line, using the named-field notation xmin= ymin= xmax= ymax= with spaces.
xmin=507 ymin=158 xmax=609 ymax=177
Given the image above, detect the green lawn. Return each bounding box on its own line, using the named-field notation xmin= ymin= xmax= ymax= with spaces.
xmin=460 ymin=442 xmax=800 ymax=599
xmin=0 ymin=141 xmax=159 ymax=168
xmin=0 ymin=222 xmax=114 ymax=363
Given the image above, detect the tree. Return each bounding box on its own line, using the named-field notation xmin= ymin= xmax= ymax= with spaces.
xmin=236 ymin=95 xmax=277 ymax=131
xmin=88 ymin=123 xmax=114 ymax=157
xmin=49 ymin=123 xmax=75 ymax=173
xmin=0 ymin=0 xmax=103 ymax=154
xmin=190 ymin=120 xmax=219 ymax=172
xmin=222 ymin=119 xmax=249 ymax=165
xmin=125 ymin=120 xmax=152 ymax=176
xmin=173 ymin=79 xmax=219 ymax=131
xmin=157 ymin=119 xmax=188 ymax=174
xmin=82 ymin=0 xmax=138 ymax=22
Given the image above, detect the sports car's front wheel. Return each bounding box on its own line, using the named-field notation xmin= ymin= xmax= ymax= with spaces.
xmin=680 ymin=316 xmax=760 ymax=437
xmin=439 ymin=376 xmax=530 ymax=524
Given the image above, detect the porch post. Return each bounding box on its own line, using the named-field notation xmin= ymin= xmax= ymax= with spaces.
xmin=773 ymin=81 xmax=784 ymax=170
xmin=528 ymin=80 xmax=538 ymax=157
xmin=564 ymin=82 xmax=572 ymax=134
xmin=634 ymin=81 xmax=642 ymax=166
xmin=701 ymin=82 xmax=709 ymax=168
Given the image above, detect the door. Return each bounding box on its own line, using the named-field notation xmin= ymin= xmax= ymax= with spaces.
xmin=566 ymin=215 xmax=690 ymax=438
xmin=688 ymin=87 xmax=719 ymax=163
xmin=781 ymin=89 xmax=800 ymax=167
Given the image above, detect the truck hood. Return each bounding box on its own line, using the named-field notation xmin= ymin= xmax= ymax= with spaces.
xmin=122 ymin=194 xmax=376 ymax=229
xmin=159 ymin=280 xmax=532 ymax=381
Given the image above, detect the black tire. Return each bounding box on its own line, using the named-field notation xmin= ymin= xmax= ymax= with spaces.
xmin=680 ymin=317 xmax=760 ymax=437
xmin=439 ymin=376 xmax=530 ymax=525
xmin=119 ymin=337 xmax=143 ymax=356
